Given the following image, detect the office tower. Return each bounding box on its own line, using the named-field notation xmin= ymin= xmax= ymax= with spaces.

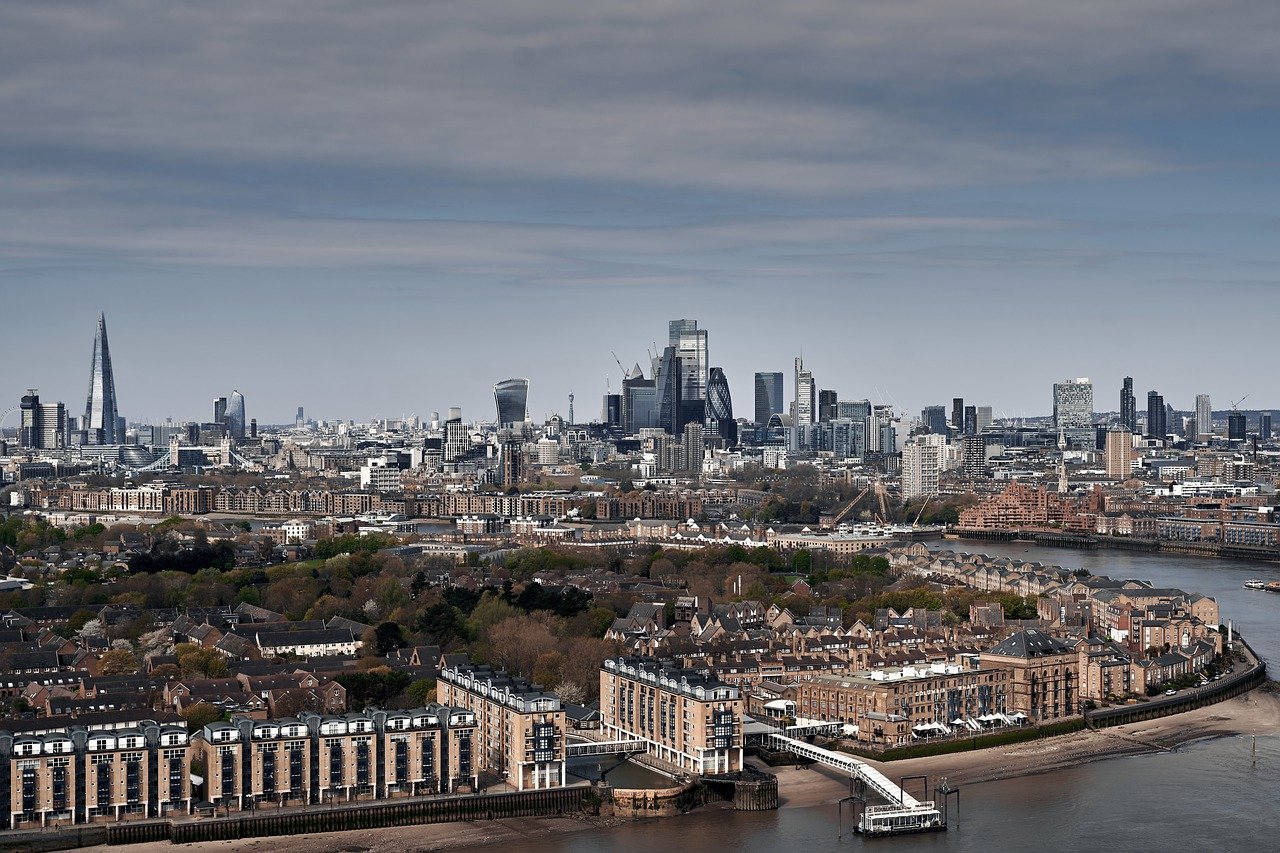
xmin=226 ymin=390 xmax=246 ymax=440
xmin=1228 ymin=411 xmax=1246 ymax=441
xmin=1146 ymin=391 xmax=1166 ymax=439
xmin=83 ymin=312 xmax=120 ymax=444
xmin=296 ymin=406 xmax=305 ymax=427
xmin=443 ymin=417 xmax=469 ymax=461
xmin=1262 ymin=413 xmax=1273 ymax=440
xmin=838 ymin=399 xmax=872 ymax=421
xmin=817 ymin=390 xmax=838 ymax=423
xmin=1166 ymin=403 xmax=1179 ymax=437
xmin=669 ymin=319 xmax=708 ymax=427
xmin=494 ymin=378 xmax=530 ymax=427
xmin=603 ymin=394 xmax=622 ymax=428
xmin=951 ymin=398 xmax=964 ymax=435
xmin=902 ymin=434 xmax=945 ymax=499
xmin=754 ymin=372 xmax=784 ymax=424
xmin=622 ymin=365 xmax=657 ymax=433
xmin=829 ymin=418 xmax=866 ymax=459
xmin=1105 ymin=429 xmax=1134 ymax=480
xmin=1195 ymin=394 xmax=1212 ymax=440
xmin=706 ymin=367 xmax=735 ymax=442
xmin=961 ymin=434 xmax=988 ymax=478
xmin=213 ymin=397 xmax=228 ymax=426
xmin=1120 ymin=377 xmax=1137 ymax=433
xmin=793 ymin=358 xmax=815 ymax=425
xmin=975 ymin=406 xmax=993 ymax=434
xmin=249 ymin=418 xmax=257 ymax=438
xmin=655 ymin=346 xmax=683 ymax=434
xmin=963 ymin=405 xmax=977 ymax=437
xmin=921 ymin=406 xmax=948 ymax=436
xmin=682 ymin=421 xmax=705 ymax=473
xmin=19 ymin=390 xmax=66 ymax=450
xmin=1053 ymin=378 xmax=1094 ymax=447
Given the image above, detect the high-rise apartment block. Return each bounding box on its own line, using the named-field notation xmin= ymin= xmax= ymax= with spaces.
xmin=1105 ymin=429 xmax=1135 ymax=480
xmin=902 ymin=434 xmax=945 ymax=499
xmin=1146 ymin=391 xmax=1166 ymax=440
xmin=1195 ymin=394 xmax=1212 ymax=440
xmin=1120 ymin=377 xmax=1137 ymax=433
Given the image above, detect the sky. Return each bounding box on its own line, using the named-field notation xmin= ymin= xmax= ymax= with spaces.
xmin=2 ymin=1 xmax=1279 ymax=427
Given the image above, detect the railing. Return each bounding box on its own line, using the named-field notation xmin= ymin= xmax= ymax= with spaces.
xmin=565 ymin=739 xmax=648 ymax=757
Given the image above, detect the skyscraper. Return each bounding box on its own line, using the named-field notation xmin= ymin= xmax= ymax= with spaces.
xmin=1120 ymin=377 xmax=1137 ymax=433
xmin=1105 ymin=429 xmax=1135 ymax=480
xmin=1147 ymin=391 xmax=1166 ymax=440
xmin=1053 ymin=378 xmax=1094 ymax=447
xmin=1195 ymin=394 xmax=1212 ymax=440
xmin=963 ymin=405 xmax=977 ymax=436
xmin=83 ymin=312 xmax=120 ymax=444
xmin=754 ymin=372 xmax=784 ymax=424
xmin=706 ymin=367 xmax=735 ymax=442
xmin=19 ymin=390 xmax=66 ymax=450
xmin=921 ymin=405 xmax=948 ymax=436
xmin=793 ymin=357 xmax=815 ymax=425
xmin=1262 ymin=413 xmax=1273 ymax=440
xmin=902 ymin=434 xmax=945 ymax=499
xmin=494 ymin=378 xmax=530 ymax=427
xmin=213 ymin=397 xmax=228 ymax=427
xmin=622 ymin=364 xmax=657 ymax=434
xmin=226 ymin=390 xmax=246 ymax=440
xmin=951 ymin=398 xmax=964 ymax=436
xmin=669 ymin=319 xmax=708 ymax=427
xmin=1228 ymin=411 xmax=1247 ymax=441
xmin=655 ymin=346 xmax=683 ymax=434
xmin=975 ymin=406 xmax=993 ymax=434
xmin=818 ymin=390 xmax=838 ymax=423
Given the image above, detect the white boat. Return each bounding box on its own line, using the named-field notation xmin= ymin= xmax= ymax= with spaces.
xmin=1244 ymin=580 xmax=1267 ymax=590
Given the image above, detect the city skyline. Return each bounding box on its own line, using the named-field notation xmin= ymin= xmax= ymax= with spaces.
xmin=2 ymin=3 xmax=1278 ymax=423
xmin=1 ymin=308 xmax=1276 ymax=429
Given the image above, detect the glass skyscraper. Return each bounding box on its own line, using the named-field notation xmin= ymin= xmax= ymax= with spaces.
xmin=494 ymin=378 xmax=530 ymax=427
xmin=83 ymin=312 xmax=120 ymax=444
xmin=226 ymin=390 xmax=246 ymax=439
xmin=754 ymin=372 xmax=783 ymax=424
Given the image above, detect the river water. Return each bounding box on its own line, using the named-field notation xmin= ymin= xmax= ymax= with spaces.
xmin=465 ymin=540 xmax=1280 ymax=851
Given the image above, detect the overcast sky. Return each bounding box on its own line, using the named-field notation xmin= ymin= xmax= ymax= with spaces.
xmin=3 ymin=1 xmax=1278 ymax=426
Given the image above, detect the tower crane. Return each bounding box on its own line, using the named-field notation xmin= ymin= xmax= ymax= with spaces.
xmin=1231 ymin=395 xmax=1250 ymax=411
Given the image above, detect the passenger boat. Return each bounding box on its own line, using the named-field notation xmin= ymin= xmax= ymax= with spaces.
xmin=1244 ymin=580 xmax=1267 ymax=590
xmin=1264 ymin=581 xmax=1280 ymax=593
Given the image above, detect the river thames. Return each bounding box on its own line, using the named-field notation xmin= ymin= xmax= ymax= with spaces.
xmin=467 ymin=540 xmax=1280 ymax=852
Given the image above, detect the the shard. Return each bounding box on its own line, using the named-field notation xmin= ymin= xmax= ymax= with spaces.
xmin=83 ymin=312 xmax=120 ymax=444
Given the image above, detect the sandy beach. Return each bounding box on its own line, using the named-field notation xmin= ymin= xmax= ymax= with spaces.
xmin=75 ymin=687 xmax=1280 ymax=853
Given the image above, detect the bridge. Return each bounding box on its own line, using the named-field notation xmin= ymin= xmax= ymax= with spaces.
xmin=564 ymin=738 xmax=648 ymax=758
xmin=766 ymin=733 xmax=947 ymax=837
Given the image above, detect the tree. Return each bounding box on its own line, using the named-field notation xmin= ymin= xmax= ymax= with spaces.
xmin=369 ymin=621 xmax=408 ymax=657
xmin=176 ymin=644 xmax=229 ymax=679
xmin=180 ymin=702 xmax=224 ymax=732
xmin=407 ymin=678 xmax=435 ymax=706
xmin=98 ymin=648 xmax=140 ymax=676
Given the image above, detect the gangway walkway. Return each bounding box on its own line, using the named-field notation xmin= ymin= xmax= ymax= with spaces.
xmin=564 ymin=739 xmax=648 ymax=758
xmin=766 ymin=733 xmax=944 ymax=836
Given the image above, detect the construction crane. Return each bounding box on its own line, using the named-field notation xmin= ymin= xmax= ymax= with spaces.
xmin=830 ymin=483 xmax=873 ymax=526
xmin=1231 ymin=395 xmax=1251 ymax=411
xmin=610 ymin=351 xmax=627 ymax=378
xmin=911 ymin=494 xmax=932 ymax=528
